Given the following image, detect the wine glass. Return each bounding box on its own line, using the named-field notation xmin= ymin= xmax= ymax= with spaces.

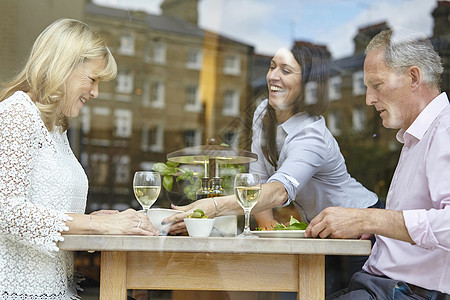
xmin=133 ymin=171 xmax=161 ymax=215
xmin=234 ymin=173 xmax=261 ymax=238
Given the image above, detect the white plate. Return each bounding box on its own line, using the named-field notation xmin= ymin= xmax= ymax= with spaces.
xmin=250 ymin=230 xmax=306 ymax=238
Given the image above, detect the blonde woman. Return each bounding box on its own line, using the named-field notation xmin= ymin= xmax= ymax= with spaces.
xmin=0 ymin=19 xmax=158 ymax=299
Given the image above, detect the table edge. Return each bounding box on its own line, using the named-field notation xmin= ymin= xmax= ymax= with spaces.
xmin=59 ymin=235 xmax=371 ymax=256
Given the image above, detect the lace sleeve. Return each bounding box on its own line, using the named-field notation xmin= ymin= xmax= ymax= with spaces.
xmin=0 ymin=98 xmax=71 ymax=252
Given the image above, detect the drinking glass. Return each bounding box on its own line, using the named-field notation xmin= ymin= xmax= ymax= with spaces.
xmin=234 ymin=173 xmax=261 ymax=238
xmin=133 ymin=171 xmax=161 ymax=215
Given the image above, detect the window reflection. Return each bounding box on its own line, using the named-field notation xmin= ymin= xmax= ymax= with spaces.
xmin=327 ymin=111 xmax=341 ymax=136
xmin=352 ymin=70 xmax=366 ymax=96
xmin=118 ymin=33 xmax=135 ymax=56
xmin=153 ymin=42 xmax=167 ymax=64
xmin=1 ymin=0 xmax=448 ymax=298
xmin=222 ymin=89 xmax=240 ymax=117
xmin=305 ymin=81 xmax=318 ymax=105
xmin=1 ymin=0 xmax=446 ymax=213
xmin=186 ymin=48 xmax=203 ymax=70
xmin=113 ymin=109 xmax=133 ymax=138
xmin=352 ymin=107 xmax=366 ymax=133
xmin=185 ymin=85 xmax=201 ymax=111
xmin=223 ymin=54 xmax=241 ymax=75
xmin=329 ymin=76 xmax=342 ymax=101
xmin=184 ymin=129 xmax=201 ymax=147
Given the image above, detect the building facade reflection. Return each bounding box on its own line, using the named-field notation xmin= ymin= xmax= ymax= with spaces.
xmin=0 ymin=0 xmax=448 ymax=212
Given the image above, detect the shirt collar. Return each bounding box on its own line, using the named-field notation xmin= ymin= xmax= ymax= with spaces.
xmin=279 ymin=111 xmax=315 ymax=135
xmin=397 ymin=92 xmax=449 ymax=144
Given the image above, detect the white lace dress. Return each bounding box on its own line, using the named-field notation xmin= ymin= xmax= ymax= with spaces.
xmin=0 ymin=91 xmax=88 ymax=299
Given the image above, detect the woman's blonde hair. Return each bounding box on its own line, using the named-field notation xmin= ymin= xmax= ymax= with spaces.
xmin=0 ymin=18 xmax=117 ymax=131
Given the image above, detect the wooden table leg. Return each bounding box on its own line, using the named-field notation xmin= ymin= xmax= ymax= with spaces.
xmin=100 ymin=251 xmax=127 ymax=300
xmin=298 ymin=254 xmax=325 ymax=300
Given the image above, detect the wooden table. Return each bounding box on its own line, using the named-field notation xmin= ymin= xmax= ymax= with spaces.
xmin=59 ymin=235 xmax=371 ymax=300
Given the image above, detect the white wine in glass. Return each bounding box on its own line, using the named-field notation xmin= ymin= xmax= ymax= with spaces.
xmin=234 ymin=173 xmax=261 ymax=238
xmin=133 ymin=171 xmax=161 ymax=214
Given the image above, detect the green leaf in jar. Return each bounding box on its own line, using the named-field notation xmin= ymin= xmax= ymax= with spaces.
xmin=162 ymin=175 xmax=174 ymax=191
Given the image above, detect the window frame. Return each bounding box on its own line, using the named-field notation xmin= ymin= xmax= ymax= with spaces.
xmin=184 ymin=85 xmax=202 ymax=112
xmin=223 ymin=54 xmax=241 ymax=75
xmin=329 ymin=76 xmax=342 ymax=101
xmin=222 ymin=89 xmax=240 ymax=117
xmin=186 ymin=48 xmax=203 ymax=70
xmin=327 ymin=110 xmax=341 ymax=136
xmin=352 ymin=70 xmax=366 ymax=96
xmin=116 ymin=70 xmax=134 ymax=94
xmin=118 ymin=32 xmax=135 ymax=56
xmin=305 ymin=81 xmax=318 ymax=105
xmin=113 ymin=109 xmax=133 ymax=138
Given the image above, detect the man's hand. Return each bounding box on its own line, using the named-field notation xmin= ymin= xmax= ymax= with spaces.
xmin=305 ymin=206 xmax=414 ymax=244
xmin=305 ymin=207 xmax=368 ymax=239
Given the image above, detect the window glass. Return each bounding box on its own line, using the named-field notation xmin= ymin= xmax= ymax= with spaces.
xmin=153 ymin=42 xmax=167 ymax=64
xmin=305 ymin=81 xmax=318 ymax=105
xmin=90 ymin=153 xmax=109 ymax=186
xmin=329 ymin=76 xmax=342 ymax=101
xmin=186 ymin=48 xmax=202 ymax=69
xmin=222 ymin=89 xmax=240 ymax=116
xmin=118 ymin=33 xmax=135 ymax=56
xmin=223 ymin=55 xmax=241 ymax=75
xmin=116 ymin=70 xmax=134 ymax=94
xmin=80 ymin=106 xmax=91 ymax=134
xmin=352 ymin=70 xmax=366 ymax=96
xmin=327 ymin=111 xmax=341 ymax=136
xmin=184 ymin=129 xmax=201 ymax=147
xmin=144 ymin=41 xmax=152 ymax=63
xmin=151 ymin=81 xmax=165 ymax=108
xmin=114 ymin=109 xmax=132 ymax=138
xmin=142 ymin=124 xmax=164 ymax=152
xmin=113 ymin=154 xmax=130 ymax=183
xmin=142 ymin=79 xmax=151 ymax=107
xmin=223 ymin=131 xmax=239 ymax=148
xmin=185 ymin=85 xmax=201 ymax=111
xmin=1 ymin=1 xmax=444 ymax=297
xmin=353 ymin=107 xmax=366 ymax=132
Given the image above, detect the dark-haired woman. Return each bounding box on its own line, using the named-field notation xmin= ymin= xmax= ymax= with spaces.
xmin=166 ymin=45 xmax=382 ymax=295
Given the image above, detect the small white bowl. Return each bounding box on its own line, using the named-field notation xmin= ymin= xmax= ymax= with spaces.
xmin=184 ymin=218 xmax=216 ymax=237
xmin=146 ymin=208 xmax=182 ymax=233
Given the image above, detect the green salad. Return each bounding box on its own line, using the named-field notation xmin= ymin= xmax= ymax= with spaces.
xmin=257 ymin=216 xmax=308 ymax=231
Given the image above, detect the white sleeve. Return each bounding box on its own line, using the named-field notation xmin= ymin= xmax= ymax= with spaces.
xmin=0 ymin=98 xmax=71 ymax=252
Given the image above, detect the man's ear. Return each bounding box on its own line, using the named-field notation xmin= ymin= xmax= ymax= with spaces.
xmin=408 ymin=66 xmax=421 ymax=91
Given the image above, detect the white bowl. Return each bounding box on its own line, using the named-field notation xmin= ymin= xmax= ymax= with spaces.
xmin=184 ymin=218 xmax=216 ymax=237
xmin=146 ymin=208 xmax=182 ymax=233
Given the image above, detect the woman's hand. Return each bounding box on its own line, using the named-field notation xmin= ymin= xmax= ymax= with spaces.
xmin=93 ymin=208 xmax=159 ymax=236
xmin=90 ymin=209 xmax=119 ymax=215
xmin=162 ymin=198 xmax=218 ymax=235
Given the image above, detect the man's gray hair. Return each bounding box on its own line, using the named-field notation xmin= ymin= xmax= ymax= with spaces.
xmin=366 ymin=28 xmax=443 ymax=88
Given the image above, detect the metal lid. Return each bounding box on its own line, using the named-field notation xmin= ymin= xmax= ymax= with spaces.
xmin=167 ymin=138 xmax=257 ymax=165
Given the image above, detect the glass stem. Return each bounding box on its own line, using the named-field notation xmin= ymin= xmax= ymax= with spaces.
xmin=243 ymin=209 xmax=251 ymax=234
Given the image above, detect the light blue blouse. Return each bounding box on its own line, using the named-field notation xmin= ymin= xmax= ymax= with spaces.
xmin=250 ymin=100 xmax=378 ymax=222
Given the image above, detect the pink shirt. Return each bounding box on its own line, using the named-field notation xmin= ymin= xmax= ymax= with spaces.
xmin=363 ymin=92 xmax=450 ymax=294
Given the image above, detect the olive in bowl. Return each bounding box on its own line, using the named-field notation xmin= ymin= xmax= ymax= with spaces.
xmin=184 ymin=209 xmax=215 ymax=237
